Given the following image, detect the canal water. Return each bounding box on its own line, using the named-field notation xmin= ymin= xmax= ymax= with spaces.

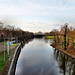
xmin=15 ymin=38 xmax=75 ymax=75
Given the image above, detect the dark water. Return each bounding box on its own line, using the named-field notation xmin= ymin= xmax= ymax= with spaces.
xmin=15 ymin=38 xmax=75 ymax=75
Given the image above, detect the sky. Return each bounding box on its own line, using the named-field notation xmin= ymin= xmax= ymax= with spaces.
xmin=0 ymin=0 xmax=75 ymax=32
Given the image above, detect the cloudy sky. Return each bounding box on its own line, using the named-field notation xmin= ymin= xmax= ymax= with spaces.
xmin=0 ymin=0 xmax=75 ymax=32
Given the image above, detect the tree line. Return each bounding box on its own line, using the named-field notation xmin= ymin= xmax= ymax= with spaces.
xmin=0 ymin=21 xmax=34 ymax=42
xmin=45 ymin=23 xmax=75 ymax=50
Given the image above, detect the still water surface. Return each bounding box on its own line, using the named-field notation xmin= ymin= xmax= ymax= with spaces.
xmin=15 ymin=38 xmax=75 ymax=75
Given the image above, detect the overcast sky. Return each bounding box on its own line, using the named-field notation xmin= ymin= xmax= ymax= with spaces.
xmin=0 ymin=0 xmax=75 ymax=32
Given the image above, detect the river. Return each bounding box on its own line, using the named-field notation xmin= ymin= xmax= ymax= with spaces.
xmin=15 ymin=38 xmax=75 ymax=75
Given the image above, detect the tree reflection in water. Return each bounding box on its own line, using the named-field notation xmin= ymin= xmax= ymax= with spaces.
xmin=54 ymin=49 xmax=75 ymax=75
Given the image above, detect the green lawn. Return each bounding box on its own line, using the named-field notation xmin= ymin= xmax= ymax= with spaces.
xmin=45 ymin=36 xmax=54 ymax=39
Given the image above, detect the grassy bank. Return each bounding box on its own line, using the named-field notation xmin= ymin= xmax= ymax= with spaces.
xmin=0 ymin=51 xmax=8 ymax=74
xmin=51 ymin=43 xmax=75 ymax=59
xmin=0 ymin=43 xmax=18 ymax=75
xmin=45 ymin=36 xmax=54 ymax=39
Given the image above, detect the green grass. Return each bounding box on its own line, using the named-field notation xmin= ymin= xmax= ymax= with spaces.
xmin=5 ymin=42 xmax=18 ymax=46
xmin=0 ymin=50 xmax=15 ymax=74
xmin=45 ymin=36 xmax=54 ymax=39
xmin=12 ymin=43 xmax=18 ymax=46
xmin=0 ymin=43 xmax=18 ymax=74
xmin=0 ymin=51 xmax=8 ymax=73
xmin=0 ymin=41 xmax=18 ymax=46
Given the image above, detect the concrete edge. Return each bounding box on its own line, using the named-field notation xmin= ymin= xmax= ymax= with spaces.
xmin=7 ymin=43 xmax=21 ymax=75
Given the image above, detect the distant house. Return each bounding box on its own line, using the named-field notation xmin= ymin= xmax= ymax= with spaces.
xmin=34 ymin=31 xmax=44 ymax=35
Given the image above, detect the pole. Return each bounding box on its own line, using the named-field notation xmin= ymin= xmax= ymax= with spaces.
xmin=7 ymin=39 xmax=9 ymax=56
xmin=11 ymin=38 xmax=12 ymax=50
xmin=4 ymin=39 xmax=5 ymax=62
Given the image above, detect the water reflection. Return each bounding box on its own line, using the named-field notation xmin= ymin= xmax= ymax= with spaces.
xmin=15 ymin=38 xmax=75 ymax=75
xmin=54 ymin=49 xmax=75 ymax=75
xmin=21 ymin=39 xmax=33 ymax=48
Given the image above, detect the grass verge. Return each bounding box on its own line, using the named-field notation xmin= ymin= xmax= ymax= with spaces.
xmin=0 ymin=43 xmax=18 ymax=75
xmin=0 ymin=51 xmax=8 ymax=74
xmin=45 ymin=36 xmax=54 ymax=39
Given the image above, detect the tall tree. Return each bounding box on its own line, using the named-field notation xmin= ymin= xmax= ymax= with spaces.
xmin=64 ymin=23 xmax=68 ymax=50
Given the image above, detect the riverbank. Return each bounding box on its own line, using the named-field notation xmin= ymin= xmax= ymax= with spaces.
xmin=0 ymin=43 xmax=18 ymax=75
xmin=44 ymin=35 xmax=75 ymax=59
xmin=51 ymin=43 xmax=75 ymax=59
